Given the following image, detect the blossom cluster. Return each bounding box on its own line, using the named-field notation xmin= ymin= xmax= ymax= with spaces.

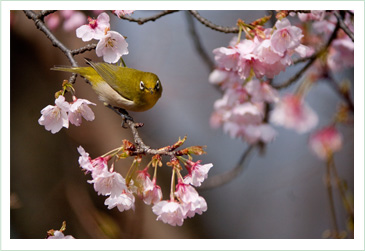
xmin=77 ymin=142 xmax=213 ymax=226
xmin=76 ymin=12 xmax=129 ymax=63
xmin=209 ymin=17 xmax=317 ymax=143
xmin=210 ymin=11 xmax=353 ymax=144
xmin=38 ymin=95 xmax=95 ymax=134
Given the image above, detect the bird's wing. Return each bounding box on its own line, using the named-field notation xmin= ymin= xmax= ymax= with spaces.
xmin=85 ymin=59 xmax=134 ymax=101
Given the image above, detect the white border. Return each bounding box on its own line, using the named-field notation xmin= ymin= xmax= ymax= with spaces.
xmin=2 ymin=1 xmax=364 ymax=250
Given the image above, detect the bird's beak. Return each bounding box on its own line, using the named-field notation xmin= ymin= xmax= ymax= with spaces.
xmin=148 ymin=88 xmax=154 ymax=94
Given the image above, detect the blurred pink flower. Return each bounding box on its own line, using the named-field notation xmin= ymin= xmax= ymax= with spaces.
xmin=309 ymin=126 xmax=343 ymax=160
xmin=270 ymin=94 xmax=318 ymax=133
xmin=327 ymin=37 xmax=354 ymax=72
xmin=62 ymin=11 xmax=86 ymax=32
xmin=113 ymin=10 xmax=135 ymax=17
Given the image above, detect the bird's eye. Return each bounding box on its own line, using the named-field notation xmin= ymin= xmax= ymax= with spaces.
xmin=155 ymin=80 xmax=160 ymax=90
xmin=139 ymin=81 xmax=145 ymax=91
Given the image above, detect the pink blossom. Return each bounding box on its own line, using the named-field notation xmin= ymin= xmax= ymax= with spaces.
xmin=184 ymin=160 xmax=213 ymax=187
xmin=236 ymin=39 xmax=265 ymax=79
xmin=136 ymin=170 xmax=162 ymax=205
xmin=309 ymin=126 xmax=343 ymax=160
xmin=244 ymin=79 xmax=279 ymax=103
xmin=96 ymin=30 xmax=129 ymax=63
xmin=89 ymin=168 xmax=127 ymax=196
xmin=270 ymin=94 xmax=318 ymax=133
xmin=105 ymin=191 xmax=135 ymax=212
xmin=76 ymin=12 xmax=110 ymax=41
xmin=113 ymin=10 xmax=135 ymax=17
xmin=213 ymin=46 xmax=241 ymax=71
xmin=77 ymin=146 xmax=93 ymax=172
xmin=175 ymin=182 xmax=207 ymax=218
xmin=68 ymin=98 xmax=96 ymax=126
xmin=47 ymin=231 xmax=74 ymax=239
xmin=327 ymin=37 xmax=354 ymax=72
xmin=44 ymin=13 xmax=60 ymax=30
xmin=38 ymin=95 xmax=70 ymax=134
xmin=62 ymin=11 xmax=86 ymax=32
xmin=271 ymin=18 xmax=303 ymax=56
xmin=209 ymin=69 xmax=242 ymax=90
xmin=297 ymin=10 xmax=325 ymax=22
xmin=242 ymin=124 xmax=277 ymax=144
xmin=152 ymin=201 xmax=185 ymax=226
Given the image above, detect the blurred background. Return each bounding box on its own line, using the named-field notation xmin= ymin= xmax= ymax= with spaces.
xmin=10 ymin=10 xmax=354 ymax=239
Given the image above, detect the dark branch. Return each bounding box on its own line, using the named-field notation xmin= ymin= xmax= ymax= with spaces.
xmin=199 ymin=144 xmax=256 ymax=190
xmin=71 ymin=44 xmax=97 ymax=56
xmin=325 ymin=74 xmax=354 ymax=112
xmin=185 ymin=11 xmax=215 ymax=72
xmin=114 ymin=10 xmax=180 ymax=25
xmin=334 ymin=11 xmax=354 ymax=42
xmin=188 ymin=10 xmax=239 ymax=33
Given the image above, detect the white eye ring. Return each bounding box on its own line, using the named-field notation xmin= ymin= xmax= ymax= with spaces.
xmin=140 ymin=81 xmax=145 ymax=90
xmin=155 ymin=80 xmax=160 ymax=90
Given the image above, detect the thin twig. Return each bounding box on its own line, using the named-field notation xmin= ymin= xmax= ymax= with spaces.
xmin=273 ymin=22 xmax=340 ymax=89
xmin=71 ymin=44 xmax=97 ymax=56
xmin=114 ymin=10 xmax=180 ymax=25
xmin=23 ymin=10 xmax=78 ymax=67
xmin=333 ymin=11 xmax=354 ymax=42
xmin=188 ymin=10 xmax=239 ymax=33
xmin=185 ymin=11 xmax=214 ymax=72
xmin=326 ymin=156 xmax=340 ymax=238
xmin=325 ymin=74 xmax=354 ymax=112
xmin=199 ymin=144 xmax=256 ymax=190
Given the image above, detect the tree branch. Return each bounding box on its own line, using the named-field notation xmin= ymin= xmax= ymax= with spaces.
xmin=188 ymin=10 xmax=239 ymax=33
xmin=185 ymin=11 xmax=215 ymax=72
xmin=334 ymin=11 xmax=354 ymax=42
xmin=114 ymin=10 xmax=180 ymax=25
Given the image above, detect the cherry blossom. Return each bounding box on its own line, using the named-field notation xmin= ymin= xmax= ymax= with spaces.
xmin=113 ymin=10 xmax=135 ymax=17
xmin=38 ymin=95 xmax=70 ymax=134
xmin=184 ymin=160 xmax=213 ymax=187
xmin=68 ymin=98 xmax=96 ymax=126
xmin=270 ymin=18 xmax=303 ymax=56
xmin=76 ymin=12 xmax=110 ymax=41
xmin=270 ymin=94 xmax=318 ymax=133
xmin=89 ymin=168 xmax=127 ymax=197
xmin=152 ymin=201 xmax=185 ymax=226
xmin=96 ymin=30 xmax=129 ymax=63
xmin=327 ymin=37 xmax=354 ymax=72
xmin=47 ymin=231 xmax=74 ymax=239
xmin=309 ymin=126 xmax=343 ymax=160
xmin=60 ymin=10 xmax=86 ymax=32
xmin=297 ymin=10 xmax=325 ymax=22
xmin=105 ymin=191 xmax=135 ymax=212
xmin=136 ymin=172 xmax=163 ymax=205
xmin=175 ymin=182 xmax=207 ymax=218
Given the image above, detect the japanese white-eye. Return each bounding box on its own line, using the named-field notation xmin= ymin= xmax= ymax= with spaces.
xmin=52 ymin=59 xmax=162 ymax=112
